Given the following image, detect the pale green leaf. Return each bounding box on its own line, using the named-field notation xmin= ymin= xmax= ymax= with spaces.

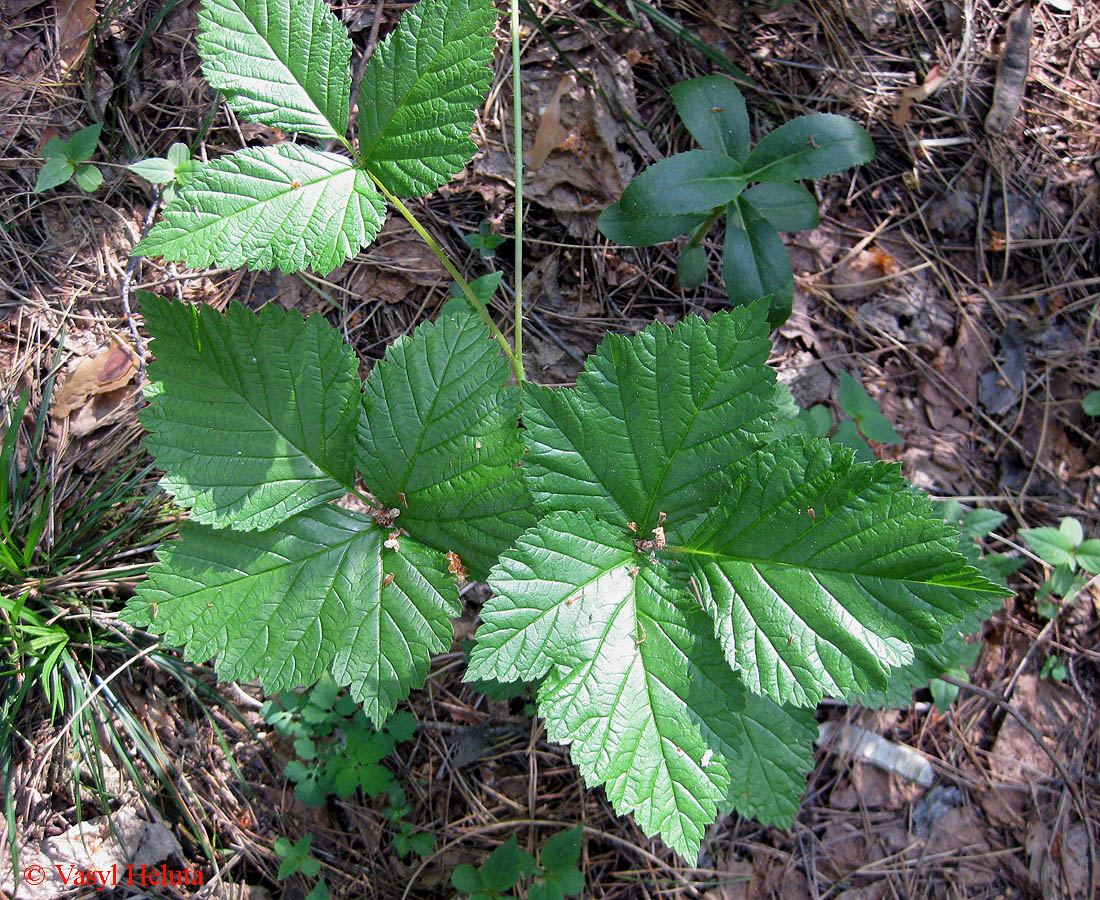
xmin=357 ymin=300 xmax=534 ymax=580
xmin=73 ymin=164 xmax=103 ymax=192
xmin=684 ymin=439 xmax=1010 ymax=707
xmin=140 ymin=294 xmax=360 ymax=531
xmin=469 ymin=512 xmax=746 ymax=861
xmin=1021 ymin=526 xmax=1076 ymax=568
xmin=128 ymin=157 xmax=179 ymax=184
xmin=197 ymin=0 xmax=352 ymax=140
xmin=521 ymin=303 xmax=777 ymax=539
xmin=124 ymin=505 xmax=458 ymax=725
xmin=136 ymin=144 xmax=385 ymax=274
xmin=358 ymin=0 xmax=496 ymax=196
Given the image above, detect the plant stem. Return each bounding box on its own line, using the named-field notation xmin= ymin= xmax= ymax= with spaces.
xmin=368 ymin=172 xmax=521 ymax=376
xmin=688 ymin=207 xmax=724 ymax=248
xmin=511 ymin=0 xmax=526 ymax=381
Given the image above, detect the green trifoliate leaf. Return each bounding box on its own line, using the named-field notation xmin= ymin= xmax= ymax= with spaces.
xmin=596 ymin=202 xmax=708 ymax=247
xmin=140 ymin=294 xmax=360 ymax=531
xmin=358 ymin=0 xmax=496 ymax=197
xmin=1020 ymin=526 xmax=1076 ymax=568
xmin=669 ymin=75 xmax=750 ymax=161
xmin=743 ymin=113 xmax=874 ymax=183
xmin=1076 ymin=539 xmax=1100 ymax=574
xmin=683 ymin=438 xmax=1010 ymax=707
xmin=468 ymin=512 xmax=746 ymax=861
xmin=522 ymin=302 xmax=777 ymax=538
xmin=1060 ymin=516 xmax=1084 ymax=546
xmin=723 ymin=197 xmax=793 ymax=326
xmin=742 ymin=182 xmax=820 ymax=232
xmin=196 ymin=0 xmax=351 ymax=140
xmin=960 ymin=507 xmax=1007 ymax=539
xmin=618 ymin=151 xmax=746 ymax=217
xmin=124 ymin=505 xmax=458 ymax=726
xmin=136 ymin=144 xmax=385 ymax=274
xmin=357 ymin=300 xmax=534 ymax=580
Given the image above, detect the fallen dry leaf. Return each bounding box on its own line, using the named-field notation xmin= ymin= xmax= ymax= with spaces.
xmin=893 ymin=66 xmax=945 ymax=126
xmin=52 ymin=340 xmax=139 ymax=418
xmin=56 ymin=0 xmax=98 ymax=76
xmin=527 ymin=75 xmax=574 ymax=170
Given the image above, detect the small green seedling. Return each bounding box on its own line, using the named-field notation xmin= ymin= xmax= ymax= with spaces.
xmin=384 ymin=784 xmax=434 ymax=858
xmin=464 ymin=220 xmax=506 ymax=259
xmin=274 ymin=833 xmax=328 ymax=900
xmin=598 ymin=75 xmax=873 ymax=325
xmin=1040 ymin=653 xmax=1067 ymax=682
xmin=127 ymin=143 xmax=201 ymax=205
xmin=1082 ymin=391 xmax=1100 ymax=416
xmin=262 ymin=676 xmax=416 ymax=806
xmin=453 ymin=829 xmax=583 ymax=900
xmin=791 ymin=373 xmax=901 ymax=463
xmin=1021 ymin=516 xmax=1100 ymax=618
xmin=35 ymin=124 xmax=104 ymax=193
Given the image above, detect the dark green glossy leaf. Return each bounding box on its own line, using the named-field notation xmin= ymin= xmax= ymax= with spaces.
xmin=619 ymin=150 xmax=745 ymax=216
xmin=723 ymin=198 xmax=793 ymax=326
xmin=669 ymin=75 xmax=750 ymax=160
xmin=742 ymin=182 xmax=820 ymax=232
xmin=743 ymin=113 xmax=873 ymax=182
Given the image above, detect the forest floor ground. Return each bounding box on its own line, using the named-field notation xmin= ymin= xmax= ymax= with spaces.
xmin=1 ymin=0 xmax=1098 ymax=896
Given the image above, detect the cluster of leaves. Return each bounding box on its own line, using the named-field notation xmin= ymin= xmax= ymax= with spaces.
xmin=598 ymin=76 xmax=873 ymax=326
xmin=794 ymin=372 xmax=901 ymax=462
xmin=261 ymin=675 xmax=415 ymax=806
xmin=464 ymin=220 xmax=507 ymax=259
xmin=452 ymin=830 xmax=583 ymax=900
xmin=273 ymin=833 xmax=328 ymax=900
xmin=1021 ymin=517 xmax=1100 ymax=618
xmin=34 ymin=124 xmax=104 ymax=193
xmin=129 ymin=0 xmax=496 ymax=275
xmin=129 ymin=290 xmax=1008 ymax=859
xmin=127 ymin=143 xmax=200 ymax=205
xmin=123 ymin=0 xmax=1012 ymax=864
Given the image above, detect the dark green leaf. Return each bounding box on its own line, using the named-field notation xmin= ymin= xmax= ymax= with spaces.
xmin=677 ymin=243 xmax=708 ymax=289
xmin=358 ymin=0 xmax=496 ymax=196
xmin=619 ymin=150 xmax=745 ymax=217
xmin=124 ymin=505 xmax=459 ymax=725
xmin=521 ymin=303 xmax=777 ymax=538
xmin=64 ymin=123 xmax=102 ymax=164
xmin=683 ymin=439 xmax=1010 ymax=707
xmin=669 ymin=75 xmax=750 ymax=160
xmin=357 ymin=299 xmax=534 ymax=580
xmin=742 ymin=183 xmax=819 ymax=232
xmin=723 ymin=198 xmax=793 ymax=326
xmin=832 ymin=419 xmax=875 ymax=461
xmin=743 ymin=113 xmax=873 ymax=182
xmin=140 ymin=294 xmax=360 ymax=531
xmin=596 ymin=202 xmax=707 ymax=247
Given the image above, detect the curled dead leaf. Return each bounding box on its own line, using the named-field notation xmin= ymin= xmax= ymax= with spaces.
xmin=527 ymin=75 xmax=575 ymax=171
xmin=52 ymin=340 xmax=139 ymax=418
